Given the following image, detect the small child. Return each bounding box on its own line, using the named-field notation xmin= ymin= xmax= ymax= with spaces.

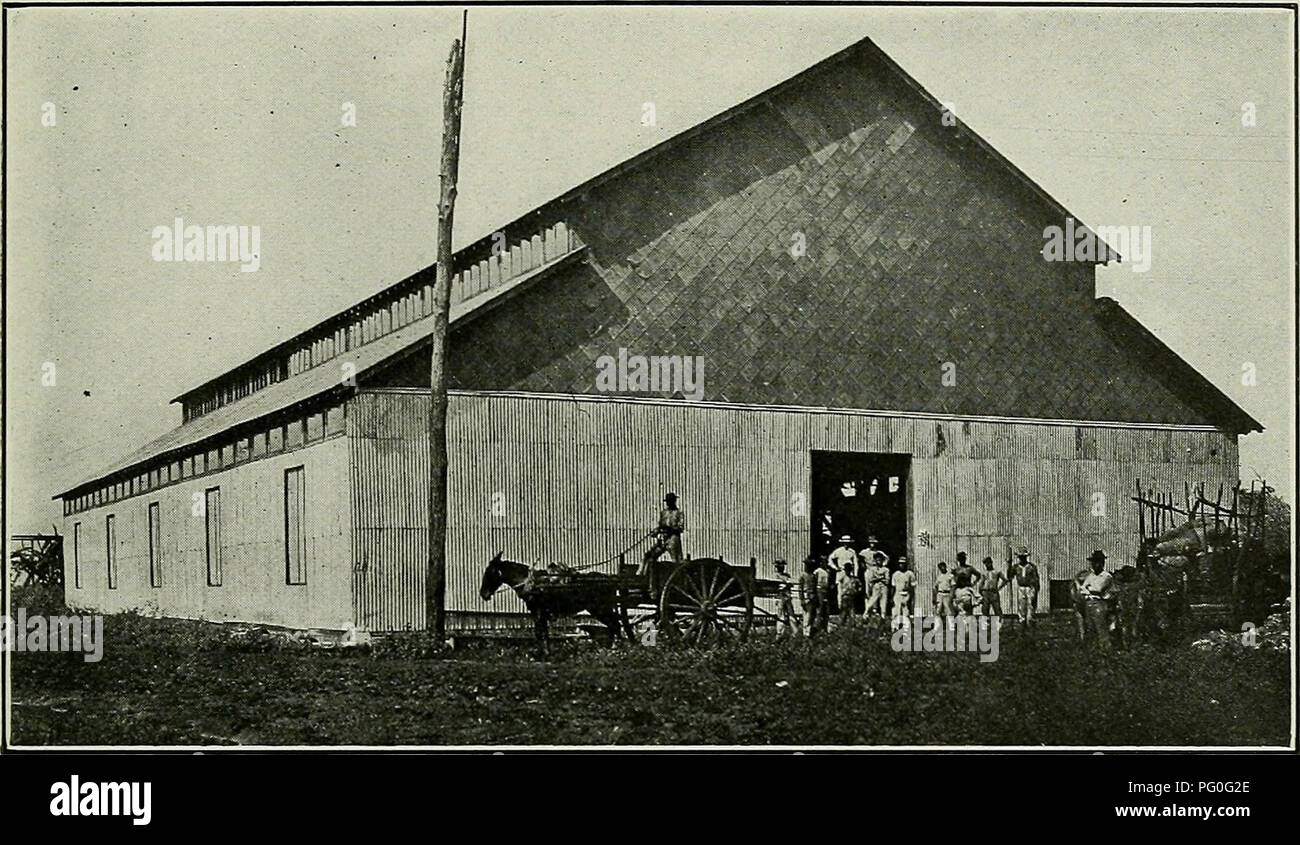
xmin=837 ymin=562 xmax=862 ymax=627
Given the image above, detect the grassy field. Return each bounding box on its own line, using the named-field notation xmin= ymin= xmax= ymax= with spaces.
xmin=7 ymin=587 xmax=1291 ymax=747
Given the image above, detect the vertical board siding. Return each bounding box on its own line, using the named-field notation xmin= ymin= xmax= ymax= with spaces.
xmin=63 ymin=437 xmax=353 ymax=630
xmin=347 ymin=390 xmax=1239 ymax=631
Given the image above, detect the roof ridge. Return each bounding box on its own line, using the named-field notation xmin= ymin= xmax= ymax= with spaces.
xmin=170 ymin=34 xmax=1117 ymax=409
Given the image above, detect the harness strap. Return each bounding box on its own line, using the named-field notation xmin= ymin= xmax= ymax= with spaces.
xmin=565 ymin=529 xmax=659 ymax=572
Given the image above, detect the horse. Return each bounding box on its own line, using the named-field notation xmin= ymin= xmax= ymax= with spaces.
xmin=1111 ymin=565 xmax=1141 ymax=647
xmin=478 ymin=552 xmax=631 ymax=652
xmin=1138 ymin=556 xmax=1187 ymax=645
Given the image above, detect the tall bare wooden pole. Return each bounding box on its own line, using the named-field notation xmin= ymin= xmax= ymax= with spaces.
xmin=428 ymin=13 xmax=466 ymax=638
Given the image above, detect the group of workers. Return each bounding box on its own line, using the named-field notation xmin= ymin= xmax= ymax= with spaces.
xmin=773 ymin=535 xmax=1051 ymax=637
xmin=637 ymin=494 xmax=1124 ymax=645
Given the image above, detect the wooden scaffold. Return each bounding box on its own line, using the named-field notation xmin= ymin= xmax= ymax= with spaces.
xmin=1131 ymin=478 xmax=1270 ymax=628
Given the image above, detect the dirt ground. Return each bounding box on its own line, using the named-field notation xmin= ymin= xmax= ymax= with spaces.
xmin=7 ymin=608 xmax=1291 ymax=747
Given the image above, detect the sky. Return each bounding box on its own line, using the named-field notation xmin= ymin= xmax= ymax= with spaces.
xmin=4 ymin=4 xmax=1295 ymax=535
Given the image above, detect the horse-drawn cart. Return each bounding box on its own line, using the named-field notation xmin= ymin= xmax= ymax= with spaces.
xmin=480 ymin=552 xmax=785 ymax=647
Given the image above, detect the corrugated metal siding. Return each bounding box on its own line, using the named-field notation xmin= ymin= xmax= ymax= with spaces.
xmin=347 ymin=390 xmax=1239 ymax=630
xmin=349 ymin=391 xmax=430 ymax=631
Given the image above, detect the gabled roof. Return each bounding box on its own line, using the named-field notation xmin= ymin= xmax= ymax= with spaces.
xmin=59 ymin=34 xmax=1244 ymax=500
xmin=171 ymin=34 xmax=1119 ymax=408
xmin=515 ymin=36 xmax=1119 ymax=263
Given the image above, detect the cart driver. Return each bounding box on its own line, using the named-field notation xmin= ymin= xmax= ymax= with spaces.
xmin=639 ymin=492 xmax=687 ymax=575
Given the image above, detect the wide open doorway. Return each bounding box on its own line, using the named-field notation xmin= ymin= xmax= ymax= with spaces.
xmin=810 ymin=450 xmax=911 ymax=572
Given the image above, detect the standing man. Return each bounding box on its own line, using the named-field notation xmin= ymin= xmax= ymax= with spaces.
xmin=1081 ymin=550 xmax=1115 ymax=650
xmin=979 ymin=556 xmax=1006 ymax=617
xmin=773 ymin=559 xmax=800 ymax=638
xmin=859 ymin=535 xmax=889 ymax=569
xmin=814 ymin=557 xmax=834 ymax=634
xmin=953 ymin=552 xmax=980 ymax=592
xmin=827 ymin=535 xmax=855 ymax=618
xmin=829 ymin=535 xmax=857 ymax=573
xmin=1012 ymin=547 xmax=1040 ymax=628
xmin=639 ymin=492 xmax=686 ymax=575
xmin=799 ymin=556 xmax=821 ymax=638
xmin=952 ymin=552 xmax=980 ymax=615
xmin=862 ymin=551 xmax=891 ymax=620
xmin=891 ymin=556 xmax=917 ymax=623
xmin=933 ymin=561 xmax=956 ymax=617
xmin=837 ymin=561 xmax=861 ymax=628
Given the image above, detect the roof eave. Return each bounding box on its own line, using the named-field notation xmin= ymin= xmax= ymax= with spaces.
xmin=1093 ymin=297 xmax=1263 ymax=434
xmin=55 ymin=248 xmax=588 ymax=500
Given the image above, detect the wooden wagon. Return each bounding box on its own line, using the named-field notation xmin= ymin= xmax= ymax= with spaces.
xmin=524 ymin=555 xmax=785 ymax=645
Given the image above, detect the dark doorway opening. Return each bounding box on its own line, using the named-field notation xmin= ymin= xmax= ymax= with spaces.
xmin=810 ymin=451 xmax=911 ymax=572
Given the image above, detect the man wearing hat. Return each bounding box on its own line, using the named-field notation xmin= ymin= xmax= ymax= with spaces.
xmin=1081 ymin=550 xmax=1116 ymax=649
xmin=639 ymin=492 xmax=687 ymax=575
xmin=859 ymin=535 xmax=889 ymax=569
xmin=825 ymin=535 xmax=856 ymax=621
xmin=890 ymin=555 xmax=917 ymax=622
xmin=829 ymin=535 xmax=858 ymax=574
xmin=861 ymin=550 xmax=891 ymax=620
xmin=1012 ymin=547 xmax=1041 ymax=627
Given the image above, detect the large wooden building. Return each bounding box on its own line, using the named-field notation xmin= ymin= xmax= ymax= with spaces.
xmin=56 ymin=36 xmax=1260 ymax=632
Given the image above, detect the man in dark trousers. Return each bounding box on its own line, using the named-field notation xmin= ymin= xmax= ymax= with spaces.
xmin=639 ymin=492 xmax=686 ymax=575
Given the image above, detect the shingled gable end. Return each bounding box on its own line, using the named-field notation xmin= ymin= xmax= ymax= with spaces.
xmin=57 ymin=36 xmax=1259 ymax=634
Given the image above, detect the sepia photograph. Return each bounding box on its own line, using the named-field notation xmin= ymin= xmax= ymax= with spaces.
xmin=1 ymin=1 xmax=1294 ymax=763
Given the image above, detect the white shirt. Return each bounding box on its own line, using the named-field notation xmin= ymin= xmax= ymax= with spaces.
xmin=891 ymin=570 xmax=917 ymax=593
xmin=828 ymin=546 xmax=857 ymax=571
xmin=1082 ymin=570 xmax=1114 ymax=600
xmin=860 ymin=548 xmax=890 ymax=568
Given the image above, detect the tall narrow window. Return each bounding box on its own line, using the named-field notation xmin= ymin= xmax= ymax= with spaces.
xmin=105 ymin=514 xmax=118 ymax=589
xmin=148 ymin=502 xmax=163 ymax=588
xmin=284 ymin=466 xmax=306 ymax=585
xmin=205 ymin=487 xmax=222 ymax=586
xmin=73 ymin=522 xmax=82 ymax=589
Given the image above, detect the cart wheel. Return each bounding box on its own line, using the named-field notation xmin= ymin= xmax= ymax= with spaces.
xmin=658 ymin=558 xmax=753 ymax=645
